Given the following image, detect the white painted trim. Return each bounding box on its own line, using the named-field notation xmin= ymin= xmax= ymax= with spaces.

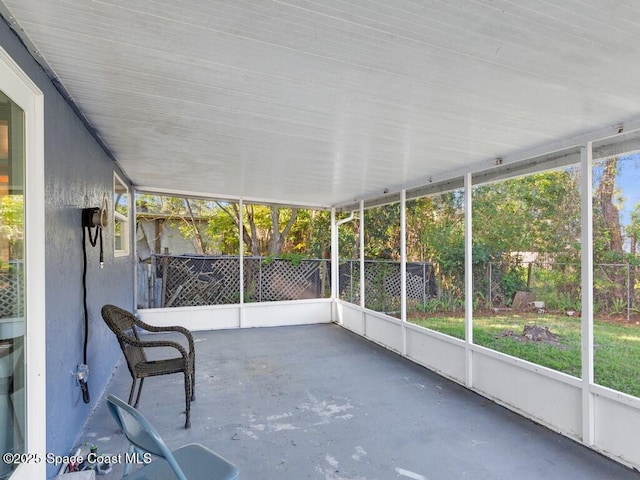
xmin=581 ymin=143 xmax=595 ymax=445
xmin=113 ymin=171 xmax=130 ymax=258
xmin=359 ymin=200 xmax=365 ymax=309
xmin=330 ymin=208 xmax=337 ymax=302
xmin=238 ymin=198 xmax=244 ymax=327
xmin=400 ymin=190 xmax=407 ymax=355
xmin=591 ymin=382 xmax=640 ymax=409
xmin=464 ymin=172 xmax=473 ymax=388
xmin=0 ymin=46 xmax=46 ymax=479
xmin=132 ymin=188 xmax=138 ymax=309
xmin=135 ymin=186 xmax=332 ymax=210
xmin=138 ymin=299 xmax=332 ymax=331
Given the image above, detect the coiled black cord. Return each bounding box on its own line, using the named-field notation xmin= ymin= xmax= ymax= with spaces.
xmin=80 ymin=223 xmax=102 ymax=404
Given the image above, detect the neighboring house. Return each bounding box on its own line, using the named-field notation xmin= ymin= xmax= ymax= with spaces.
xmin=136 ymin=213 xmax=213 ymax=260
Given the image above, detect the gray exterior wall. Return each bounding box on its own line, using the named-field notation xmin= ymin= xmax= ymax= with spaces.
xmin=0 ymin=18 xmax=135 ymax=477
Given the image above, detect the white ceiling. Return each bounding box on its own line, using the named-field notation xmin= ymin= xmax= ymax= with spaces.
xmin=3 ymin=0 xmax=640 ymax=208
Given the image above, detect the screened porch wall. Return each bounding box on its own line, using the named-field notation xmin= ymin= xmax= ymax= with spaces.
xmin=136 ymin=144 xmax=640 ymax=471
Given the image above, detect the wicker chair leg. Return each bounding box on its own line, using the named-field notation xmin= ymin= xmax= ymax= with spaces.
xmin=191 ymin=365 xmax=196 ymax=402
xmin=128 ymin=379 xmax=137 ymax=405
xmin=184 ymin=370 xmax=191 ymax=428
xmin=133 ymin=378 xmax=145 ymax=408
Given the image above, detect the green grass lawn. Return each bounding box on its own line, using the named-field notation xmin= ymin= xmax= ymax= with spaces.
xmin=409 ymin=312 xmax=640 ymax=398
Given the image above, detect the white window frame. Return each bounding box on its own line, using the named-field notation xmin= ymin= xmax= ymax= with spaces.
xmin=0 ymin=46 xmax=46 ymax=479
xmin=114 ymin=172 xmax=130 ymax=257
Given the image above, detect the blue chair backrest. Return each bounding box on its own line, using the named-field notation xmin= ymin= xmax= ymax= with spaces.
xmin=106 ymin=394 xmax=187 ymax=478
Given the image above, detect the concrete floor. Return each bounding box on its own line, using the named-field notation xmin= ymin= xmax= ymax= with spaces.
xmin=77 ymin=323 xmax=640 ymax=479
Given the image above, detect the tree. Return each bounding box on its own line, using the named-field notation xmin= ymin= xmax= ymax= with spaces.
xmin=627 ymin=203 xmax=640 ymax=259
xmin=471 ymin=170 xmax=581 ymax=260
xmin=594 ymin=157 xmax=623 ymax=261
xmin=137 ymin=194 xmax=314 ymax=257
xmin=268 ymin=207 xmax=299 ymax=255
xmin=0 ymin=195 xmax=23 ymax=260
xmin=212 ymin=203 xmax=300 ymax=256
xmin=363 ymin=204 xmax=401 ymax=259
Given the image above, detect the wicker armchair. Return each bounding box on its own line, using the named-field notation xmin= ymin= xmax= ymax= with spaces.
xmin=101 ymin=304 xmax=195 ymax=428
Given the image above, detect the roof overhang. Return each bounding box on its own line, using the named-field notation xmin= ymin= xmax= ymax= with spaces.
xmin=2 ymin=1 xmax=640 ymax=208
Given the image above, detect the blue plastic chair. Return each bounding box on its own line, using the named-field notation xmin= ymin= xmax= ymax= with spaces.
xmin=106 ymin=394 xmax=239 ymax=480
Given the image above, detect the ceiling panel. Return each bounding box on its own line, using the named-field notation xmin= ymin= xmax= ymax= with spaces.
xmin=2 ymin=0 xmax=640 ymax=207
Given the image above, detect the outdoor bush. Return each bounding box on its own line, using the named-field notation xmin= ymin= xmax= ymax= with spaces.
xmin=473 ymin=291 xmax=487 ymax=310
xmin=609 ymin=297 xmax=627 ymax=316
xmin=416 ymin=298 xmax=440 ymax=314
xmin=499 ymin=266 xmax=528 ymax=306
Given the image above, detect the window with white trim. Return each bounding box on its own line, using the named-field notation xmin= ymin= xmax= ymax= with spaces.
xmin=114 ymin=172 xmax=129 ymax=256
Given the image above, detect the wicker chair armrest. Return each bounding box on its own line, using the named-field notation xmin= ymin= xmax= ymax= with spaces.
xmin=132 ymin=317 xmax=195 ymax=353
xmin=119 ymin=335 xmax=190 ymax=360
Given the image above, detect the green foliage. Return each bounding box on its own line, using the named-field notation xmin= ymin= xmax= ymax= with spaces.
xmin=473 ymin=291 xmax=487 ymax=310
xmin=499 ymin=266 xmax=528 ymax=306
xmin=416 ymin=298 xmax=440 ymax=314
xmin=416 ymin=293 xmax=464 ymax=314
xmin=329 ymin=212 xmax=359 ymax=260
xmin=363 ymin=204 xmax=401 ymax=259
xmin=0 ymin=195 xmax=23 ymax=258
xmin=137 ymin=193 xmax=327 ymax=257
xmin=539 ymin=290 xmax=581 ymax=312
xmin=609 ymin=298 xmax=627 ymax=316
xmin=263 ymin=252 xmax=306 ymax=266
xmin=472 ymin=169 xmax=581 ymax=259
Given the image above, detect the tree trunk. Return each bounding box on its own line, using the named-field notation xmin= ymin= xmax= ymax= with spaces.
xmin=244 ymin=205 xmax=260 ymax=256
xmin=184 ymin=199 xmax=205 ymax=254
xmin=269 ymin=207 xmax=298 ymax=255
xmin=216 ymin=202 xmax=298 ymax=256
xmin=598 ymin=157 xmax=623 ymax=254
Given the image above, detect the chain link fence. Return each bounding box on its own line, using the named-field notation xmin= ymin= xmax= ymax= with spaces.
xmin=338 ymin=260 xmax=436 ymax=314
xmin=484 ymin=261 xmax=639 ymax=320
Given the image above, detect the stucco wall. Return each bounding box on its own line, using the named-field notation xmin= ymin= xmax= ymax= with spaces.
xmin=0 ymin=18 xmax=134 ymax=477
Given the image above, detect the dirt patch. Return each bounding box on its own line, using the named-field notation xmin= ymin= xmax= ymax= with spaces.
xmin=594 ymin=313 xmax=640 ymax=326
xmin=500 ymin=324 xmax=562 ymax=347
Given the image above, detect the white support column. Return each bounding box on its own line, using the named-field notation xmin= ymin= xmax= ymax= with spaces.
xmin=581 ymin=142 xmax=595 ymax=446
xmin=401 ymin=189 xmax=407 ymax=355
xmin=239 ymin=198 xmax=244 ymax=327
xmin=360 ymin=200 xmax=365 ymax=309
xmin=331 ymin=208 xmax=338 ymax=303
xmin=132 ymin=189 xmax=139 ymax=309
xmin=464 ymin=172 xmax=474 ymax=388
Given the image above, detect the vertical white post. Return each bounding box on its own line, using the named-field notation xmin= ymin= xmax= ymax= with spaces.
xmin=464 ymin=172 xmax=474 ymax=388
xmin=0 ymin=45 xmax=46 ymax=479
xmin=331 ymin=208 xmax=338 ymax=303
xmin=401 ymin=190 xmax=407 ymax=355
xmin=360 ymin=200 xmax=365 ymax=309
xmin=581 ymin=143 xmax=595 ymax=445
xmin=132 ymin=189 xmax=138 ymax=309
xmin=239 ymin=198 xmax=244 ymax=327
